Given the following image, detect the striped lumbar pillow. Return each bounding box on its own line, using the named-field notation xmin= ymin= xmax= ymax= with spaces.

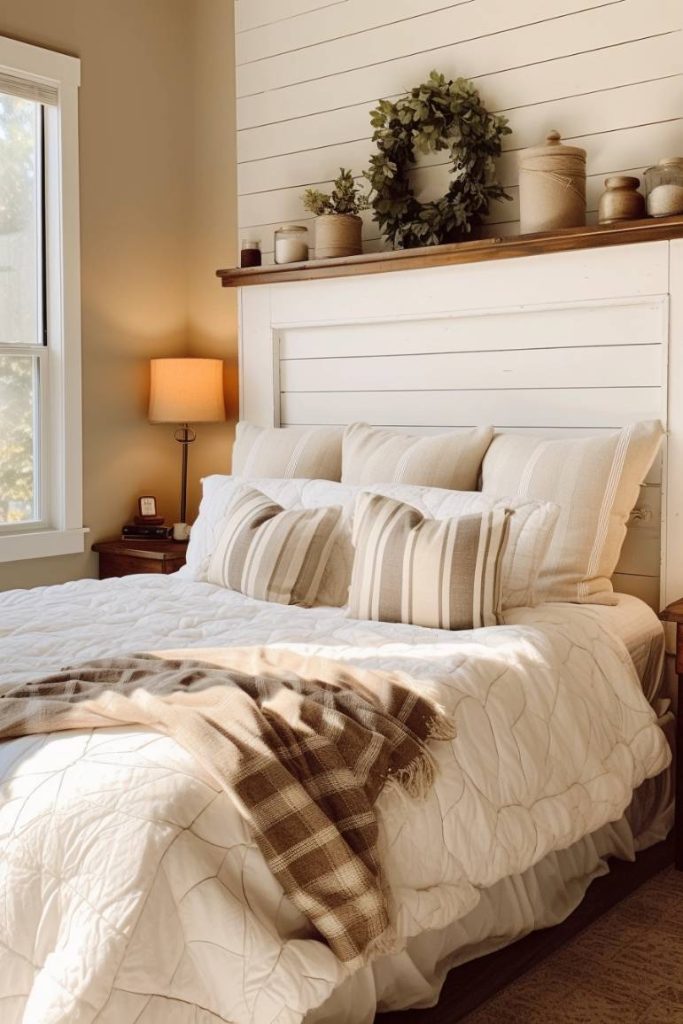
xmin=342 ymin=422 xmax=494 ymax=490
xmin=207 ymin=485 xmax=342 ymax=606
xmin=232 ymin=422 xmax=343 ymax=480
xmin=481 ymin=421 xmax=664 ymax=605
xmin=348 ymin=491 xmax=512 ymax=630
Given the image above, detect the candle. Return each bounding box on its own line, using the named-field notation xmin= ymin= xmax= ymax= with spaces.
xmin=240 ymin=239 xmax=262 ymax=267
xmin=275 ymin=237 xmax=308 ymax=263
xmin=274 ymin=225 xmax=309 ymax=264
xmin=647 ymin=184 xmax=683 ymax=218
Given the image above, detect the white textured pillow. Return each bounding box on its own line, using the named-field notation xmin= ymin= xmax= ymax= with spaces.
xmin=348 ymin=492 xmax=511 ymax=630
xmin=207 ymin=486 xmax=342 ymax=607
xmin=232 ymin=422 xmax=342 ymax=480
xmin=342 ymin=422 xmax=494 ymax=490
xmin=481 ymin=421 xmax=663 ymax=605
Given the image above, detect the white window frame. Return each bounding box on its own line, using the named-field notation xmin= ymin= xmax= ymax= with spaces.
xmin=0 ymin=36 xmax=84 ymax=562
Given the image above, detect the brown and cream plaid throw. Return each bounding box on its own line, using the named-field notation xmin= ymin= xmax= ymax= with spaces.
xmin=0 ymin=646 xmax=455 ymax=965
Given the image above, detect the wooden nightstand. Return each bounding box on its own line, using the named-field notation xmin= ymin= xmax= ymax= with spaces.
xmin=660 ymin=598 xmax=683 ymax=870
xmin=92 ymin=539 xmax=187 ymax=579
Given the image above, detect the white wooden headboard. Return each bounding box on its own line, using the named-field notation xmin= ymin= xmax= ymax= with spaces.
xmin=238 ymin=239 xmax=683 ymax=611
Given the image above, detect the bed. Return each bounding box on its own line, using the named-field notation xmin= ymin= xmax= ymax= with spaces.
xmin=2 ymin=237 xmax=681 ymax=1023
xmin=0 ymin=569 xmax=672 ymax=1023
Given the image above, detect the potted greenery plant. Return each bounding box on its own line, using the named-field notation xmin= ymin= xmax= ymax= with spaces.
xmin=302 ymin=168 xmax=369 ymax=259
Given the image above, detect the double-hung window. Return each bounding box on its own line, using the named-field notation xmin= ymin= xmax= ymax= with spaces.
xmin=0 ymin=36 xmax=83 ymax=563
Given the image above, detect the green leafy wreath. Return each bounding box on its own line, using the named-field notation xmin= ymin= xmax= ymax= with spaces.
xmin=366 ymin=71 xmax=512 ymax=249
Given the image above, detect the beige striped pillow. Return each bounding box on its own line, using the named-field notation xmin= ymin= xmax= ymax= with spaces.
xmin=348 ymin=492 xmax=512 ymax=630
xmin=232 ymin=422 xmax=343 ymax=480
xmin=342 ymin=422 xmax=494 ymax=490
xmin=207 ymin=486 xmax=342 ymax=606
xmin=481 ymin=421 xmax=664 ymax=605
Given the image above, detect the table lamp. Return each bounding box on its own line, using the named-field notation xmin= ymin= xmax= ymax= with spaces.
xmin=149 ymin=357 xmax=225 ymax=529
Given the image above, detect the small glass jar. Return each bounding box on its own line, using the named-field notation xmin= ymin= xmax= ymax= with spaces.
xmin=240 ymin=239 xmax=261 ymax=268
xmin=644 ymin=158 xmax=683 ymax=218
xmin=274 ymin=224 xmax=309 ymax=264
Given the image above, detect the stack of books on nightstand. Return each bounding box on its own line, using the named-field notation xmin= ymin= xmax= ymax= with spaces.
xmin=121 ymin=518 xmax=172 ymax=540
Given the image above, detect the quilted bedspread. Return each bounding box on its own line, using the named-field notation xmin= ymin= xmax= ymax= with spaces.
xmin=0 ymin=575 xmax=670 ymax=1024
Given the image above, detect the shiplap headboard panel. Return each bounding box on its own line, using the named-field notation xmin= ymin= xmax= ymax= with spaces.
xmin=238 ymin=240 xmax=683 ymax=610
xmin=235 ymin=0 xmax=683 ymax=262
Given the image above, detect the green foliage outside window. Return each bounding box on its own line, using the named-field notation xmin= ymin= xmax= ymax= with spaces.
xmin=0 ymin=94 xmax=37 ymax=523
xmin=0 ymin=93 xmax=34 ymax=235
xmin=0 ymin=355 xmax=34 ymax=523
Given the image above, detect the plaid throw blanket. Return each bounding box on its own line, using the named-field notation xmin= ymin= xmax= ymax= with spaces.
xmin=0 ymin=646 xmax=455 ymax=965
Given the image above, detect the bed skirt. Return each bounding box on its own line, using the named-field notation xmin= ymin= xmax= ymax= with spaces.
xmin=308 ymin=709 xmax=675 ymax=1023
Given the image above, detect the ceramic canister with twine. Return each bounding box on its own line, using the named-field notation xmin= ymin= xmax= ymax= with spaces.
xmin=519 ymin=130 xmax=586 ymax=233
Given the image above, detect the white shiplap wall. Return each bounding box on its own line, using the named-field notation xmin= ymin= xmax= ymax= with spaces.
xmin=235 ymin=0 xmax=683 ymax=262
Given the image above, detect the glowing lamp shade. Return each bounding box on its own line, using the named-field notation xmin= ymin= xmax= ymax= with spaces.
xmin=149 ymin=358 xmax=225 ymax=424
xmin=149 ymin=357 xmax=226 ymax=528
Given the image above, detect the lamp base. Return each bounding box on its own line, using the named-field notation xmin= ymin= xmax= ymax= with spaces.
xmin=174 ymin=424 xmax=197 ymax=525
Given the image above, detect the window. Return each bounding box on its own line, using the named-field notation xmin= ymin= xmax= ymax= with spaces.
xmin=0 ymin=37 xmax=83 ymax=562
xmin=0 ymin=93 xmax=43 ymax=528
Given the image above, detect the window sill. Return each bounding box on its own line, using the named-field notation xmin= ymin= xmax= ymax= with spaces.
xmin=0 ymin=527 xmax=88 ymax=563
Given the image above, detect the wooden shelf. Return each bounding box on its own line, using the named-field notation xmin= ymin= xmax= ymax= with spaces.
xmin=217 ymin=215 xmax=683 ymax=288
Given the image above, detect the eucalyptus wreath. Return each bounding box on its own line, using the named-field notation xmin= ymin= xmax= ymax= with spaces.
xmin=366 ymin=71 xmax=512 ymax=249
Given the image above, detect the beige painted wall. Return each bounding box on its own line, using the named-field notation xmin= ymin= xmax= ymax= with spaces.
xmin=186 ymin=0 xmax=238 ymax=518
xmin=0 ymin=0 xmax=236 ymax=590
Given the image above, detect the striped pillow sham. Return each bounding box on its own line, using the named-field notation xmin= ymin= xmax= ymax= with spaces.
xmin=207 ymin=486 xmax=342 ymax=606
xmin=348 ymin=492 xmax=512 ymax=631
xmin=232 ymin=422 xmax=343 ymax=480
xmin=481 ymin=421 xmax=663 ymax=605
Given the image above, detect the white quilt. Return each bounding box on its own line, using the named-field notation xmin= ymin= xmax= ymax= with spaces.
xmin=0 ymin=575 xmax=670 ymax=1024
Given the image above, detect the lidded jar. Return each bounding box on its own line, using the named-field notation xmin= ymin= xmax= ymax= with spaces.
xmin=519 ymin=130 xmax=586 ymax=233
xmin=644 ymin=158 xmax=683 ymax=218
xmin=598 ymin=176 xmax=645 ymax=225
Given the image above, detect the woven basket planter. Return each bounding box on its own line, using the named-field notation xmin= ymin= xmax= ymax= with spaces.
xmin=314 ymin=214 xmax=362 ymax=259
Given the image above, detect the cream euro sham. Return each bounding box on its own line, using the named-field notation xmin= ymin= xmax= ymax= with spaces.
xmin=232 ymin=422 xmax=343 ymax=480
xmin=481 ymin=421 xmax=664 ymax=604
xmin=342 ymin=422 xmax=494 ymax=490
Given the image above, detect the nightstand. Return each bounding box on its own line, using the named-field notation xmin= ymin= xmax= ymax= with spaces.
xmin=92 ymin=539 xmax=187 ymax=579
xmin=660 ymin=598 xmax=683 ymax=870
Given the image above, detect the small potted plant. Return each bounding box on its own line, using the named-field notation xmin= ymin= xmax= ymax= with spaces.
xmin=302 ymin=168 xmax=369 ymax=259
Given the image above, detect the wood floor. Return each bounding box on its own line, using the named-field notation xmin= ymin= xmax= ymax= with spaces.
xmin=380 ymin=838 xmax=675 ymax=1023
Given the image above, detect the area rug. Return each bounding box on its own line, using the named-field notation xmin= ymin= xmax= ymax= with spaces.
xmin=463 ymin=866 xmax=683 ymax=1023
